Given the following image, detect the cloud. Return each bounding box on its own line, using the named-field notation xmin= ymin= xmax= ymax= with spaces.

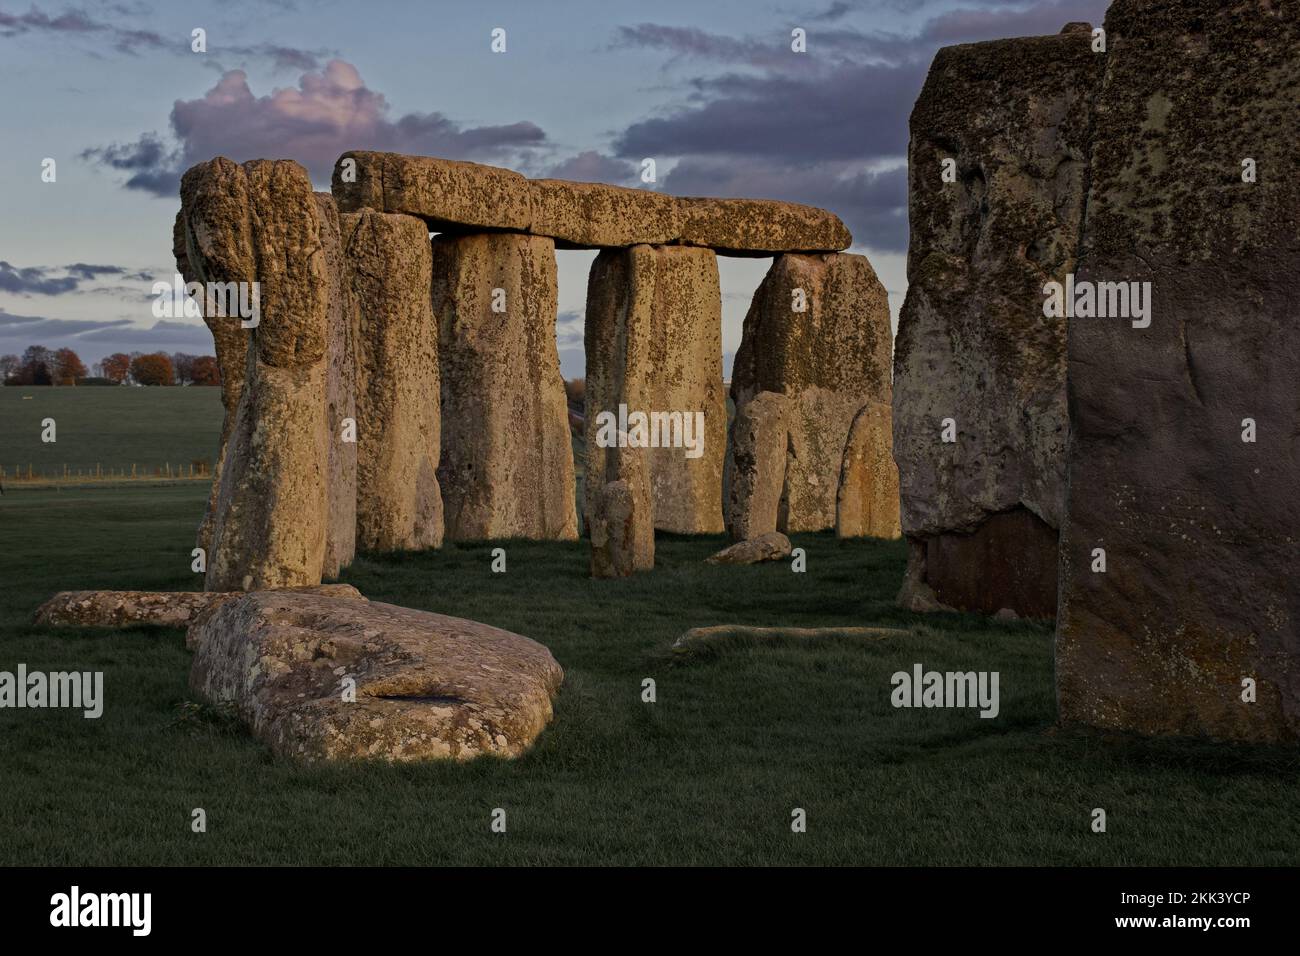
xmin=543 ymin=150 xmax=637 ymax=185
xmin=0 ymin=3 xmax=166 ymax=54
xmin=82 ymin=59 xmax=549 ymax=197
xmin=606 ymin=1 xmax=1109 ymax=253
xmin=665 ymin=158 xmax=908 ymax=253
xmin=0 ymin=262 xmax=79 ymax=296
xmin=0 ymin=310 xmax=214 ymax=363
xmin=0 ymin=261 xmax=143 ymax=295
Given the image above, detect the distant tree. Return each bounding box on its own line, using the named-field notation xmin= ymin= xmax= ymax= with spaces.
xmin=564 ymin=377 xmax=585 ymax=408
xmin=17 ymin=345 xmax=53 ymax=385
xmin=189 ymin=355 xmax=221 ymax=386
xmin=171 ymin=352 xmax=198 ymax=384
xmin=0 ymin=354 xmax=17 ymax=382
xmin=101 ymin=352 xmax=131 ymax=384
xmin=130 ymin=352 xmax=175 ymax=386
xmin=53 ymin=348 xmax=87 ymax=385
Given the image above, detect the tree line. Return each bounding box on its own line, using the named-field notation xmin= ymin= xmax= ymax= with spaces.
xmin=0 ymin=346 xmax=220 ymax=387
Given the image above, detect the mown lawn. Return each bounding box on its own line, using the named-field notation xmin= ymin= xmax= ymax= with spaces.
xmin=0 ymin=387 xmax=224 ymax=480
xmin=1 ymin=483 xmax=1296 ymax=866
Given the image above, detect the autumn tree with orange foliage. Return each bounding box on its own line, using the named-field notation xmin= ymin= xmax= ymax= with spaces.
xmin=101 ymin=353 xmax=131 ymax=383
xmin=129 ymin=352 xmax=175 ymax=386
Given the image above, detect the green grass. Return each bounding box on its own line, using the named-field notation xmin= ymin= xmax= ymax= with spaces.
xmin=1 ymin=483 xmax=1297 ymax=866
xmin=0 ymin=387 xmax=223 ymax=479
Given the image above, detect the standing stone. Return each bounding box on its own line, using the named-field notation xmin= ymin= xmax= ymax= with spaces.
xmin=431 ymin=232 xmax=577 ymax=541
xmin=1057 ymin=0 xmax=1300 ymax=741
xmin=891 ymin=26 xmax=1101 ymax=618
xmin=584 ymin=245 xmax=725 ymax=536
xmin=342 ymin=209 xmax=443 ymax=552
xmin=722 ymin=390 xmax=788 ymax=541
xmin=836 ymin=401 xmax=901 ymax=539
xmin=173 ymin=169 xmax=251 ymax=557
xmin=179 ymin=159 xmax=330 ymax=592
xmin=727 ymin=252 xmax=892 ymax=537
xmin=315 ymin=193 xmax=357 ymax=578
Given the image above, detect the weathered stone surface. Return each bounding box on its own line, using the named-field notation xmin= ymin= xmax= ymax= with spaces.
xmin=531 ymin=179 xmax=681 ymax=248
xmin=589 ymin=479 xmax=649 ymax=578
xmin=705 ymin=531 xmax=791 ymax=565
xmin=173 ymin=168 xmax=250 ymax=557
xmin=332 ymin=151 xmax=851 ymax=254
xmin=728 ymin=252 xmax=892 ymax=536
xmin=341 ymin=209 xmax=443 ymax=552
xmin=673 ymin=623 xmax=907 ymax=653
xmin=584 ymin=245 xmax=725 ymax=535
xmin=315 ymin=193 xmax=356 ymax=578
xmin=723 ymin=391 xmax=788 ymax=540
xmin=431 ymin=233 xmax=577 ymax=541
xmin=1057 ymin=0 xmax=1300 ymax=741
xmin=892 ymin=28 xmax=1099 ymax=616
xmin=836 ymin=401 xmax=901 ymax=540
xmin=333 ymin=150 xmax=531 ymax=234
xmin=679 ymin=196 xmax=851 ymax=257
xmin=179 ymin=158 xmax=331 ymax=592
xmin=189 ymin=592 xmax=563 ymax=761
xmin=32 ymin=585 xmax=362 ymax=630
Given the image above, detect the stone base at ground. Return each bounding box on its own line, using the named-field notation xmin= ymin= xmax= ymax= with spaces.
xmin=189 ymin=592 xmax=563 ymax=760
xmin=913 ymin=508 xmax=1059 ymax=620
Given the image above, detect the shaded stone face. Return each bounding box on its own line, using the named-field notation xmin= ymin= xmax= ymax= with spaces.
xmin=341 ymin=209 xmax=444 ymax=553
xmin=723 ymin=390 xmax=788 ymax=541
xmin=588 ymin=478 xmax=646 ymax=578
xmin=188 ymin=592 xmax=564 ymax=761
xmin=314 ymin=193 xmax=357 ymax=579
xmin=431 ymin=232 xmax=577 ymax=542
xmin=1056 ymin=0 xmax=1300 ymax=741
xmin=178 ymin=158 xmax=331 ymax=593
xmin=728 ymin=252 xmax=892 ymax=537
xmin=584 ymin=245 xmax=726 ymax=536
xmin=836 ymin=400 xmax=901 ymax=540
xmin=891 ymin=29 xmax=1100 ymax=617
xmin=332 ymin=151 xmax=851 ymax=255
xmin=926 ymin=508 xmax=1058 ymax=619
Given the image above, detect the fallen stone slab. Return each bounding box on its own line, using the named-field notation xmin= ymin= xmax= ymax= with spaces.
xmin=332 ymin=151 xmax=851 ymax=255
xmin=33 ymin=585 xmax=364 ymax=631
xmin=672 ymin=624 xmax=908 ymax=653
xmin=189 ymin=592 xmax=563 ymax=761
xmin=706 ymin=531 xmax=792 ymax=565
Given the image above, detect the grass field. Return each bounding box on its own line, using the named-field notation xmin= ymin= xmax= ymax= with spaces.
xmin=2 ymin=478 xmax=1298 ymax=865
xmin=0 ymin=387 xmax=223 ymax=480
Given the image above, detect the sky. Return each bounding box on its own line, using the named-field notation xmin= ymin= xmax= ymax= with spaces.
xmin=0 ymin=0 xmax=1109 ymax=378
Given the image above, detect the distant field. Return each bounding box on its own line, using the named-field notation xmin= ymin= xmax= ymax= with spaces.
xmin=0 ymin=387 xmax=224 ymax=480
